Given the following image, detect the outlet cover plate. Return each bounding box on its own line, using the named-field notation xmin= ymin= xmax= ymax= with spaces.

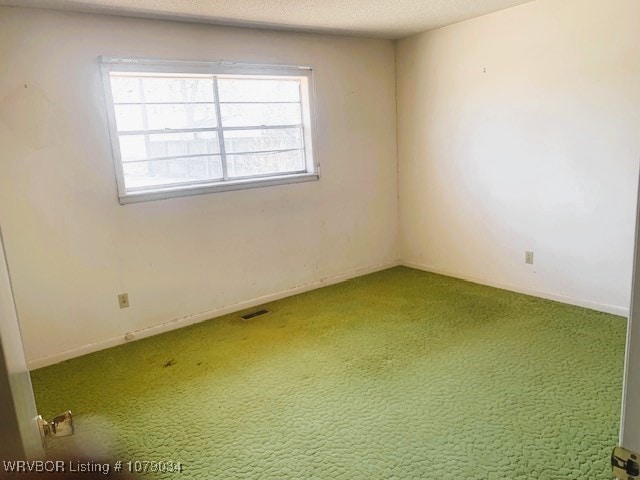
xmin=118 ymin=293 xmax=129 ymax=308
xmin=525 ymin=251 xmax=534 ymax=265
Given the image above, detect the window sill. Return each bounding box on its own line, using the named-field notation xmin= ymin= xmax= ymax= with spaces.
xmin=118 ymin=172 xmax=319 ymax=205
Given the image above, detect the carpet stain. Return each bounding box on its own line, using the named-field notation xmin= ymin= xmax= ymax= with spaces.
xmin=31 ymin=267 xmax=626 ymax=479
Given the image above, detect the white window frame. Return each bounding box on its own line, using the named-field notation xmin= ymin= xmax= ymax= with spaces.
xmin=99 ymin=56 xmax=319 ymax=204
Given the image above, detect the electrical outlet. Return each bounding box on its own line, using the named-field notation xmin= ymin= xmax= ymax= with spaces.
xmin=525 ymin=251 xmax=534 ymax=265
xmin=118 ymin=293 xmax=129 ymax=309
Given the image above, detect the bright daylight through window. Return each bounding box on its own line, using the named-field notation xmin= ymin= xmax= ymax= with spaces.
xmin=100 ymin=58 xmax=318 ymax=204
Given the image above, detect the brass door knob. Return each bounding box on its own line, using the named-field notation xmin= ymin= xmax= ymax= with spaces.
xmin=37 ymin=410 xmax=74 ymax=447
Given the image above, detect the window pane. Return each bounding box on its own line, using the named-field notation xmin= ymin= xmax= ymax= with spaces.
xmin=142 ymin=77 xmax=214 ymax=103
xmin=114 ymin=105 xmax=144 ymax=131
xmin=220 ymin=103 xmax=301 ymax=127
xmin=123 ymin=156 xmax=223 ymax=189
xmin=114 ymin=104 xmax=216 ymax=132
xmin=146 ymin=104 xmax=216 ymax=130
xmin=109 ymin=76 xmax=141 ymax=103
xmin=217 ymin=78 xmax=301 ymax=103
xmin=110 ymin=75 xmax=214 ymax=104
xmin=224 ymin=128 xmax=303 ymax=154
xmin=227 ymin=150 xmax=305 ymax=179
xmin=119 ymin=131 xmax=220 ymax=162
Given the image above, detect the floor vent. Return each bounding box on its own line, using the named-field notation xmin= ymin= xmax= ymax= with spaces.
xmin=241 ymin=309 xmax=270 ymax=320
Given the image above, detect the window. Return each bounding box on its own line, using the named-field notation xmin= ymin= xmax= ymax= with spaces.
xmin=100 ymin=57 xmax=318 ymax=204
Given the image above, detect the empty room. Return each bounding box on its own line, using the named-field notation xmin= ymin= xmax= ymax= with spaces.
xmin=1 ymin=0 xmax=640 ymax=478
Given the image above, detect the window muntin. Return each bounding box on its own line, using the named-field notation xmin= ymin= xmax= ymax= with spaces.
xmin=101 ymin=59 xmax=317 ymax=203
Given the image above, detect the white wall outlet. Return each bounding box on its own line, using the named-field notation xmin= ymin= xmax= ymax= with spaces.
xmin=525 ymin=251 xmax=534 ymax=265
xmin=118 ymin=293 xmax=129 ymax=308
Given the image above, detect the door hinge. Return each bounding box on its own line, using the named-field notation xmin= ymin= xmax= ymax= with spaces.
xmin=612 ymin=446 xmax=640 ymax=479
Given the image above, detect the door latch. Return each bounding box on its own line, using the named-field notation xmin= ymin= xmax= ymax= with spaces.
xmin=612 ymin=446 xmax=640 ymax=479
xmin=37 ymin=411 xmax=74 ymax=447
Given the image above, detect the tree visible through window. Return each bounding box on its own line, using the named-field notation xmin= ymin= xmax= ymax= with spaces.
xmin=100 ymin=58 xmax=317 ymax=203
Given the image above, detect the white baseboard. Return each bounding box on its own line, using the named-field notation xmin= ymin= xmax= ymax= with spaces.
xmin=401 ymin=260 xmax=629 ymax=317
xmin=28 ymin=260 xmax=401 ymax=370
xmin=30 ymin=258 xmax=625 ymax=370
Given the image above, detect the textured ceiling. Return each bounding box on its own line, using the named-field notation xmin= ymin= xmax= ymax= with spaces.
xmin=0 ymin=0 xmax=534 ymax=39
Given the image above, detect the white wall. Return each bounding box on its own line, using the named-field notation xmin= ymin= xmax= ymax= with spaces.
xmin=0 ymin=7 xmax=399 ymax=367
xmin=397 ymin=0 xmax=640 ymax=315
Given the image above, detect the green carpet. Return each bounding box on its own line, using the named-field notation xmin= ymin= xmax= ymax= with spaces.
xmin=31 ymin=267 xmax=626 ymax=479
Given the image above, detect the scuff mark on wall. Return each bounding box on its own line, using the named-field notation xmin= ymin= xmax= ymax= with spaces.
xmin=0 ymin=84 xmax=65 ymax=149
